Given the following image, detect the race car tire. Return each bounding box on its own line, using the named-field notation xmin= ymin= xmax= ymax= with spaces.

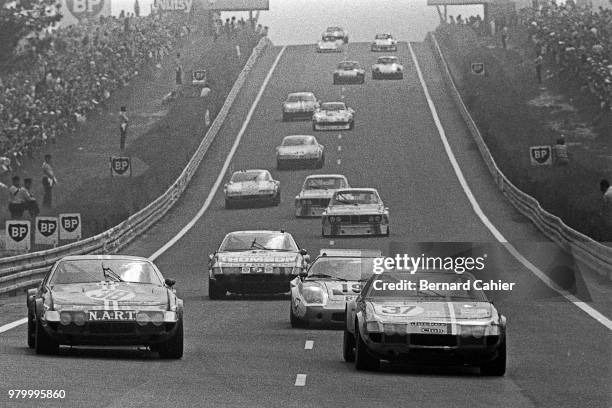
xmin=224 ymin=199 xmax=234 ymax=210
xmin=273 ymin=191 xmax=281 ymax=206
xmin=159 ymin=319 xmax=184 ymax=359
xmin=282 ymin=112 xmax=289 ymax=122
xmin=317 ymin=153 xmax=325 ymax=169
xmin=355 ymin=329 xmax=379 ymax=371
xmin=290 ymin=305 xmax=307 ymax=328
xmin=343 ymin=328 xmax=355 ymax=362
xmin=208 ymin=278 xmax=226 ymax=299
xmin=35 ymin=319 xmax=59 ymax=355
xmin=333 ymin=75 xmax=338 ymax=85
xmin=27 ymin=311 xmax=35 ymax=349
xmin=480 ymin=337 xmax=506 ymax=376
xmin=348 ymin=121 xmax=354 ymax=131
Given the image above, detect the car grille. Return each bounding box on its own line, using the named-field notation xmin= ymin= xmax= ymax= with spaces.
xmin=330 ymin=215 xmax=381 ymax=224
xmin=89 ymin=323 xmax=136 ymax=334
xmin=300 ymin=198 xmax=329 ymax=207
xmin=377 ymin=334 xmax=495 ymax=347
xmin=317 ymin=121 xmax=348 ymax=126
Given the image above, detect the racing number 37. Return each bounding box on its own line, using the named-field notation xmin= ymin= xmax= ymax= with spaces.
xmin=380 ymin=306 xmax=418 ymax=315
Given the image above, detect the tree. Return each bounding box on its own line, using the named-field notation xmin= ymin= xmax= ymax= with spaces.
xmin=0 ymin=0 xmax=62 ymax=61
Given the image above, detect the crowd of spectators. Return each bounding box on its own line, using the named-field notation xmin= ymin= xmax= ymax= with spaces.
xmin=522 ymin=1 xmax=612 ymax=114
xmin=0 ymin=11 xmax=191 ymax=172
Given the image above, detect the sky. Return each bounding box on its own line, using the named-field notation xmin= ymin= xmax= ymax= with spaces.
xmin=109 ymin=0 xmax=483 ymax=44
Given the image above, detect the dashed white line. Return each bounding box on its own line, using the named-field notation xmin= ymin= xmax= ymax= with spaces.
xmin=294 ymin=374 xmax=307 ymax=386
xmin=304 ymin=340 xmax=314 ymax=350
xmin=0 ymin=318 xmax=27 ymax=334
xmin=329 ymin=240 xmax=335 ymax=246
xmin=337 ymin=134 xmax=342 ymax=140
xmin=337 ymin=159 xmax=341 ymax=165
xmin=407 ymin=42 xmax=612 ymax=331
xmin=337 ymin=146 xmax=342 ymax=152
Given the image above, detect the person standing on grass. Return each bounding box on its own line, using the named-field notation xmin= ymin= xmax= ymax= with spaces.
xmin=42 ymin=154 xmax=57 ymax=208
xmin=501 ymin=26 xmax=508 ymax=49
xmin=7 ymin=176 xmax=24 ymax=218
xmin=553 ymin=136 xmax=569 ymax=165
xmin=601 ymin=179 xmax=612 ymax=229
xmin=119 ymin=106 xmax=129 ymax=150
xmin=18 ymin=178 xmax=39 ymax=218
xmin=534 ymin=53 xmax=543 ymax=84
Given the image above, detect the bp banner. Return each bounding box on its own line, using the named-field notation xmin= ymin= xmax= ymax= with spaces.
xmin=58 ymin=0 xmax=112 ymax=27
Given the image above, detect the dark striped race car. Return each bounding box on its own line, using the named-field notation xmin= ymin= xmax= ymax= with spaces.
xmin=26 ymin=255 xmax=184 ymax=358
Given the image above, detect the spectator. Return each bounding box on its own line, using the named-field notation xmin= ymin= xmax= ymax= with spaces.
xmin=501 ymin=26 xmax=509 ymax=49
xmin=600 ymin=179 xmax=612 ymax=227
xmin=7 ymin=176 xmax=24 ymax=218
xmin=553 ymin=136 xmax=569 ymax=165
xmin=41 ymin=154 xmax=57 ymax=208
xmin=19 ymin=178 xmax=39 ymax=218
xmin=535 ymin=53 xmax=544 ymax=83
xmin=119 ymin=106 xmax=128 ymax=150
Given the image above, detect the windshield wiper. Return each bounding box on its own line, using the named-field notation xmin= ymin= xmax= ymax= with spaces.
xmin=102 ymin=264 xmax=124 ymax=282
xmin=251 ymin=239 xmax=271 ymax=251
xmin=307 ymin=273 xmax=347 ymax=281
xmin=333 ymin=198 xmax=353 ymax=205
xmin=308 ymin=185 xmax=328 ymax=190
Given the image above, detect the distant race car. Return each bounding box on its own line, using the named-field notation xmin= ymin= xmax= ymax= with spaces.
xmin=372 ymin=56 xmax=404 ymax=80
xmin=316 ymin=34 xmax=342 ymax=53
xmin=321 ymin=188 xmax=389 ymax=236
xmin=289 ymin=249 xmax=381 ymax=327
xmin=276 ymin=135 xmax=325 ymax=170
xmin=224 ymin=169 xmax=281 ymax=209
xmin=312 ymin=101 xmax=355 ymax=131
xmin=26 ymin=255 xmax=184 ymax=358
xmin=207 ymin=230 xmax=310 ymax=299
xmin=323 ymin=26 xmax=349 ymax=43
xmin=282 ymin=92 xmax=320 ymax=121
xmin=371 ymin=33 xmax=398 ymax=52
xmin=333 ymin=61 xmax=366 ymax=84
xmin=343 ymin=270 xmax=507 ymax=375
xmin=294 ymin=174 xmax=350 ymax=217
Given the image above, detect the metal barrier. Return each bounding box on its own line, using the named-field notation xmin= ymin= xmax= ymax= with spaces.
xmin=0 ymin=37 xmax=273 ymax=295
xmin=428 ymin=32 xmax=612 ymax=280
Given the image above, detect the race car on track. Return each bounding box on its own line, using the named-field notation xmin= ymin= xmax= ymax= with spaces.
xmin=208 ymin=230 xmax=310 ymax=299
xmin=276 ymin=135 xmax=325 ymax=170
xmin=372 ymin=56 xmax=404 ymax=80
xmin=323 ymin=26 xmax=349 ymax=43
xmin=224 ymin=169 xmax=281 ymax=209
xmin=371 ymin=33 xmax=398 ymax=52
xmin=343 ymin=270 xmax=507 ymax=375
xmin=282 ymin=92 xmax=320 ymax=121
xmin=26 ymin=255 xmax=184 ymax=358
xmin=316 ymin=34 xmax=342 ymax=53
xmin=333 ymin=61 xmax=365 ymax=84
xmin=322 ymin=188 xmax=389 ymax=236
xmin=294 ymin=174 xmax=350 ymax=217
xmin=289 ymin=249 xmax=381 ymax=328
xmin=312 ymin=102 xmax=355 ymax=131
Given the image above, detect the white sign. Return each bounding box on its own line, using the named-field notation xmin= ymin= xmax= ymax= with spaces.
xmin=59 ymin=213 xmax=82 ymax=240
xmin=5 ymin=221 xmax=31 ymax=251
xmin=530 ymin=145 xmax=552 ymax=166
xmin=155 ymin=0 xmax=193 ymax=12
xmin=202 ymin=0 xmax=269 ymax=10
xmin=58 ymin=0 xmax=111 ymax=27
xmin=110 ymin=156 xmax=132 ymax=177
xmin=35 ymin=217 xmax=59 ymax=246
xmin=471 ymin=62 xmax=485 ymax=75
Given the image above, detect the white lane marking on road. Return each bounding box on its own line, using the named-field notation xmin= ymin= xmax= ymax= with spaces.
xmin=337 ymin=145 xmax=342 ymax=152
xmin=337 ymin=159 xmax=341 ymax=165
xmin=149 ymin=46 xmax=287 ymax=261
xmin=294 ymin=374 xmax=307 ymax=386
xmin=407 ymin=42 xmax=612 ymax=331
xmin=338 ymin=134 xmax=342 ymax=140
xmin=329 ymin=240 xmax=335 ymax=246
xmin=304 ymin=340 xmax=314 ymax=349
xmin=0 ymin=318 xmax=28 ymax=334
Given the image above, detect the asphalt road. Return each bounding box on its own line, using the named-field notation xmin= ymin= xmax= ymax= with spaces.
xmin=1 ymin=42 xmax=610 ymax=408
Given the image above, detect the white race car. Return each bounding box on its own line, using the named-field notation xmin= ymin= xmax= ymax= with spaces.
xmin=323 ymin=26 xmax=348 ymax=43
xmin=333 ymin=61 xmax=365 ymax=85
xmin=294 ymin=174 xmax=350 ymax=217
xmin=282 ymin=92 xmax=320 ymax=121
xmin=321 ymin=188 xmax=389 ymax=236
xmin=316 ymin=35 xmax=342 ymax=53
xmin=224 ymin=169 xmax=281 ymax=209
xmin=372 ymin=56 xmax=404 ymax=80
xmin=312 ymin=102 xmax=355 ymax=131
xmin=276 ymin=135 xmax=325 ymax=170
xmin=371 ymin=33 xmax=397 ymax=52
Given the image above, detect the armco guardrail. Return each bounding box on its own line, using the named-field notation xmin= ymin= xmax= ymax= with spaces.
xmin=0 ymin=36 xmax=273 ymax=295
xmin=428 ymin=32 xmax=612 ymax=280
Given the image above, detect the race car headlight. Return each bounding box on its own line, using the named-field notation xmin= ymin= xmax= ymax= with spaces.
xmin=73 ymin=312 xmax=86 ymax=326
xmin=368 ymin=216 xmax=374 ymax=222
xmin=59 ymin=312 xmax=72 ymax=325
xmin=150 ymin=312 xmax=164 ymax=326
xmin=364 ymin=303 xmax=383 ymax=332
xmin=302 ymin=285 xmax=326 ymax=305
xmin=374 ymin=215 xmax=381 ymax=222
xmin=43 ymin=311 xmax=60 ymax=322
xmin=459 ymin=324 xmax=487 ymax=338
xmin=136 ymin=312 xmax=151 ymax=326
xmin=211 ymin=266 xmax=223 ymax=275
xmin=164 ymin=311 xmax=178 ymax=322
xmin=329 ymin=216 xmax=336 ymax=222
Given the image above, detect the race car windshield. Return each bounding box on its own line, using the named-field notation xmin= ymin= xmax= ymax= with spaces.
xmin=331 ymin=191 xmax=379 ymax=205
xmin=338 ymin=62 xmax=357 ymax=69
xmin=307 ymin=257 xmax=375 ymax=281
xmin=326 ymin=27 xmax=342 ymax=32
xmin=305 ymin=177 xmax=344 ymax=190
xmin=220 ymin=233 xmax=298 ymax=251
xmin=321 ymin=103 xmax=346 ymax=111
xmin=287 ymin=94 xmax=315 ymax=103
xmin=282 ymin=137 xmax=309 ymax=146
xmin=365 ymin=273 xmax=487 ymax=301
xmin=378 ymin=57 xmax=397 ymax=64
xmin=322 ymin=36 xmax=336 ymax=42
xmin=375 ymin=34 xmax=391 ymax=39
xmin=231 ymin=171 xmax=266 ymax=182
xmin=50 ymin=260 xmax=162 ymax=285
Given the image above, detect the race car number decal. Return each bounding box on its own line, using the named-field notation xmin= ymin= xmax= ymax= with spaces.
xmin=84 ymin=289 xmax=135 ymax=302
xmin=332 ymin=283 xmax=361 ymax=295
xmin=375 ymin=305 xmax=424 ymax=316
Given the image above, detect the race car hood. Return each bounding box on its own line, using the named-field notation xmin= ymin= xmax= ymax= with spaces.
xmin=216 ymin=250 xmax=300 ymax=267
xmin=50 ymin=282 xmax=168 ymax=308
xmin=297 ymin=189 xmax=336 ymax=199
xmin=373 ymin=63 xmax=402 ymax=73
xmin=284 ymin=101 xmax=317 ymax=111
xmin=226 ymin=180 xmax=275 ymax=193
xmin=318 ymin=41 xmax=338 ymax=49
xmin=314 ymin=110 xmax=351 ymax=120
xmin=277 ymin=145 xmax=318 ymax=156
xmin=374 ymin=39 xmax=395 ymax=45
xmin=325 ymin=203 xmax=385 ymax=214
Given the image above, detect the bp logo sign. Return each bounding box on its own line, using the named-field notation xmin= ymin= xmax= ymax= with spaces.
xmin=530 ymin=145 xmax=552 ymax=166
xmin=65 ymin=0 xmax=107 ymax=20
xmin=110 ymin=156 xmax=132 ymax=177
xmin=59 ymin=213 xmax=82 ymax=240
xmin=471 ymin=62 xmax=485 ymax=75
xmin=5 ymin=220 xmax=31 ymax=251
xmin=35 ymin=217 xmax=59 ymax=246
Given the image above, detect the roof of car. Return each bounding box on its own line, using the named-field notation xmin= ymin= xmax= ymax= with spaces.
xmin=335 ymin=187 xmax=378 ymax=193
xmin=321 ymin=101 xmax=346 ymax=106
xmin=304 ymin=174 xmax=347 ymax=180
xmin=283 ymin=135 xmax=314 ymax=140
xmin=59 ymin=255 xmax=150 ymax=262
xmin=288 ymin=92 xmax=315 ymax=97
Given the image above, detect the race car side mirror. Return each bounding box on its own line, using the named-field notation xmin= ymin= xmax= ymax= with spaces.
xmin=299 ymin=248 xmax=308 ymax=256
xmin=298 ymin=270 xmax=308 ymax=278
xmin=164 ymin=278 xmax=176 ymax=287
xmin=303 ymin=254 xmax=311 ymax=263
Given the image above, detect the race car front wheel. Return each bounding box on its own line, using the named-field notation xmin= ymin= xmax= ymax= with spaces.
xmin=208 ymin=278 xmax=226 ymax=300
xmin=27 ymin=311 xmax=35 ymax=349
xmin=158 ymin=319 xmax=184 ymax=359
xmin=273 ymin=191 xmax=281 ymax=206
xmin=224 ymin=199 xmax=234 ymax=210
xmin=480 ymin=337 xmax=506 ymax=376
xmin=343 ymin=328 xmax=355 ymax=362
xmin=35 ymin=319 xmax=59 ymax=355
xmin=290 ymin=305 xmax=306 ymax=328
xmin=355 ymin=329 xmax=379 ymax=371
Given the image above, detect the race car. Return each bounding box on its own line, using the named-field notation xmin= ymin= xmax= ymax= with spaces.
xmin=371 ymin=33 xmax=398 ymax=52
xmin=294 ymin=174 xmax=350 ymax=217
xmin=276 ymin=135 xmax=325 ymax=170
xmin=312 ymin=102 xmax=355 ymax=131
xmin=208 ymin=230 xmax=310 ymax=299
xmin=282 ymin=92 xmax=320 ymax=121
xmin=26 ymin=255 xmax=184 ymax=358
xmin=323 ymin=26 xmax=349 ymax=43
xmin=316 ymin=34 xmax=342 ymax=53
xmin=343 ymin=270 xmax=507 ymax=375
xmin=289 ymin=249 xmax=381 ymax=328
xmin=224 ymin=169 xmax=281 ymax=209
xmin=372 ymin=56 xmax=404 ymax=80
xmin=333 ymin=61 xmax=365 ymax=84
xmin=322 ymin=188 xmax=389 ymax=236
